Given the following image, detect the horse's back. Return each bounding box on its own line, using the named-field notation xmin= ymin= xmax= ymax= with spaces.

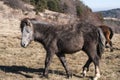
xmin=77 ymin=22 xmax=99 ymax=42
xmin=99 ymin=25 xmax=109 ymax=33
xmin=98 ymin=25 xmax=113 ymax=39
xmin=58 ymin=22 xmax=100 ymax=53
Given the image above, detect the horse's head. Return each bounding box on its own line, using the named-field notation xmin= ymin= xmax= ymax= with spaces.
xmin=20 ymin=18 xmax=34 ymax=48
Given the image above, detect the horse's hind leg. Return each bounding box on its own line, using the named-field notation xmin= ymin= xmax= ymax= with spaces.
xmin=82 ymin=58 xmax=92 ymax=77
xmin=106 ymin=33 xmax=113 ymax=52
xmin=109 ymin=41 xmax=113 ymax=52
xmin=106 ymin=40 xmax=113 ymax=52
xmin=94 ymin=65 xmax=100 ymax=80
xmin=56 ymin=53 xmax=72 ymax=78
xmin=105 ymin=41 xmax=108 ymax=48
xmin=83 ymin=46 xmax=101 ymax=80
xmin=91 ymin=53 xmax=100 ymax=80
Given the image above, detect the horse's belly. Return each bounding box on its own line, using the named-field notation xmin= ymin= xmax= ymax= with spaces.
xmin=58 ymin=36 xmax=84 ymax=53
xmin=62 ymin=44 xmax=83 ymax=53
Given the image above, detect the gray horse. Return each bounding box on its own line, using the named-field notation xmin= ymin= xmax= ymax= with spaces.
xmin=20 ymin=18 xmax=105 ymax=80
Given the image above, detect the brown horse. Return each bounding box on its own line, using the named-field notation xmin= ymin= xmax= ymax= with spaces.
xmin=20 ymin=18 xmax=105 ymax=80
xmin=98 ymin=25 xmax=114 ymax=52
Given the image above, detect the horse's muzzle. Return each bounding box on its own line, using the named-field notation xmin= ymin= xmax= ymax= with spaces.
xmin=21 ymin=42 xmax=27 ymax=48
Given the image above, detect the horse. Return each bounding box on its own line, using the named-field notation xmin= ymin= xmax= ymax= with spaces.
xmin=20 ymin=18 xmax=105 ymax=80
xmin=98 ymin=25 xmax=114 ymax=52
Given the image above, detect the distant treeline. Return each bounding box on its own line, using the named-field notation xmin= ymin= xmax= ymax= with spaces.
xmin=22 ymin=0 xmax=91 ymax=16
xmin=3 ymin=0 xmax=94 ymax=18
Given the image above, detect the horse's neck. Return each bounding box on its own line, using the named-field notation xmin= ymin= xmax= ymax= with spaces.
xmin=33 ymin=24 xmax=55 ymax=42
xmin=31 ymin=20 xmax=49 ymax=25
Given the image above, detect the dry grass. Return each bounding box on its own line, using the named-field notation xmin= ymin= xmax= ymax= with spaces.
xmin=0 ymin=19 xmax=120 ymax=80
xmin=0 ymin=1 xmax=120 ymax=80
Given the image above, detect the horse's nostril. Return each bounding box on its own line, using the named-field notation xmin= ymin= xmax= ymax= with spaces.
xmin=21 ymin=42 xmax=26 ymax=47
xmin=23 ymin=44 xmax=25 ymax=47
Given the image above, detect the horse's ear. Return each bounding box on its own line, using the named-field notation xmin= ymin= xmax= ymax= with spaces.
xmin=26 ymin=19 xmax=33 ymax=28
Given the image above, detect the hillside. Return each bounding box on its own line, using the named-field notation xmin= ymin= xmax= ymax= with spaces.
xmin=1 ymin=0 xmax=102 ymax=25
xmin=99 ymin=8 xmax=120 ymax=19
xmin=0 ymin=0 xmax=104 ymax=37
xmin=103 ymin=18 xmax=120 ymax=33
xmin=98 ymin=8 xmax=120 ymax=33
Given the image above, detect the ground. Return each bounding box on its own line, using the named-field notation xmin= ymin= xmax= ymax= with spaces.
xmin=0 ymin=0 xmax=120 ymax=80
xmin=0 ymin=19 xmax=120 ymax=80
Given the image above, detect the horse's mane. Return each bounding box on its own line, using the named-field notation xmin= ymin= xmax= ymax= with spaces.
xmin=20 ymin=18 xmax=77 ymax=33
xmin=30 ymin=18 xmax=51 ymax=25
xmin=20 ymin=18 xmax=96 ymax=34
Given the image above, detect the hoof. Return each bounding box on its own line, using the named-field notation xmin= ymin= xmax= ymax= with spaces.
xmin=81 ymin=73 xmax=86 ymax=77
xmin=105 ymin=45 xmax=109 ymax=48
xmin=110 ymin=49 xmax=113 ymax=52
xmin=93 ymin=77 xmax=98 ymax=80
xmin=81 ymin=70 xmax=87 ymax=77
xmin=42 ymin=74 xmax=49 ymax=78
xmin=66 ymin=73 xmax=72 ymax=78
xmin=93 ymin=74 xmax=100 ymax=80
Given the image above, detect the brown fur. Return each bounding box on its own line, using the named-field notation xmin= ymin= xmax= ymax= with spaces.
xmin=98 ymin=25 xmax=114 ymax=52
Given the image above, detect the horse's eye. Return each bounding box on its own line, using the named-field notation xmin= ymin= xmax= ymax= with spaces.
xmin=26 ymin=22 xmax=31 ymax=26
xmin=26 ymin=29 xmax=30 ymax=33
xmin=25 ymin=27 xmax=30 ymax=33
xmin=27 ymin=31 xmax=29 ymax=33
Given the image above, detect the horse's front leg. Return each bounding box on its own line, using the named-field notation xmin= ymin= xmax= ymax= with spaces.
xmin=43 ymin=52 xmax=54 ymax=78
xmin=57 ymin=53 xmax=72 ymax=78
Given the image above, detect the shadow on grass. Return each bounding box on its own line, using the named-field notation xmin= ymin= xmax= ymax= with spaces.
xmin=113 ymin=47 xmax=120 ymax=50
xmin=0 ymin=65 xmax=93 ymax=79
xmin=0 ymin=65 xmax=73 ymax=78
xmin=0 ymin=65 xmax=41 ymax=78
xmin=73 ymin=73 xmax=94 ymax=79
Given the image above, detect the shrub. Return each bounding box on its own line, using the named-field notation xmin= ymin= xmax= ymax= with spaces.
xmin=22 ymin=0 xmax=61 ymax=13
xmin=76 ymin=6 xmax=83 ymax=16
xmin=35 ymin=0 xmax=47 ymax=13
xmin=47 ymin=0 xmax=60 ymax=12
xmin=3 ymin=0 xmax=25 ymax=10
xmin=60 ymin=2 xmax=68 ymax=13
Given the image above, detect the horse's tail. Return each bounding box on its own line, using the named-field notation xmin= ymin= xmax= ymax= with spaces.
xmin=109 ymin=27 xmax=114 ymax=39
xmin=97 ymin=28 xmax=106 ymax=58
